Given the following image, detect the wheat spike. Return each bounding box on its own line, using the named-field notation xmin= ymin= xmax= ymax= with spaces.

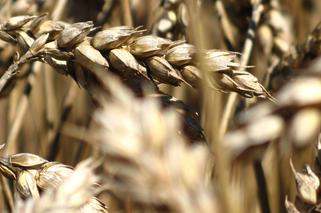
xmin=0 ymin=14 xmax=273 ymax=100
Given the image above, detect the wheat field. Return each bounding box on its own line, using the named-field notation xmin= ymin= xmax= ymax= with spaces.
xmin=0 ymin=0 xmax=321 ymax=212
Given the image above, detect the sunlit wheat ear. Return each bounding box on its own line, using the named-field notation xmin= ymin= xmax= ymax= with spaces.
xmin=203 ymin=50 xmax=274 ymax=99
xmin=0 ymin=152 xmax=107 ymax=212
xmin=224 ymin=113 xmax=284 ymax=161
xmin=14 ymin=159 xmax=107 ymax=213
xmin=0 ymin=153 xmax=46 ymax=199
xmin=0 ymin=14 xmax=273 ymax=100
xmin=225 ymin=75 xmax=321 ymax=161
xmin=92 ymin=77 xmax=216 ymax=212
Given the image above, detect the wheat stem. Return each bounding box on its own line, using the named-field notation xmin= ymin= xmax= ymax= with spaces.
xmin=254 ymin=160 xmax=271 ymax=213
xmin=219 ymin=1 xmax=264 ymax=139
xmin=5 ymin=62 xmax=41 ymax=155
xmin=0 ymin=175 xmax=13 ymax=212
xmin=47 ymin=83 xmax=79 ymax=161
xmin=120 ymin=0 xmax=133 ymax=27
